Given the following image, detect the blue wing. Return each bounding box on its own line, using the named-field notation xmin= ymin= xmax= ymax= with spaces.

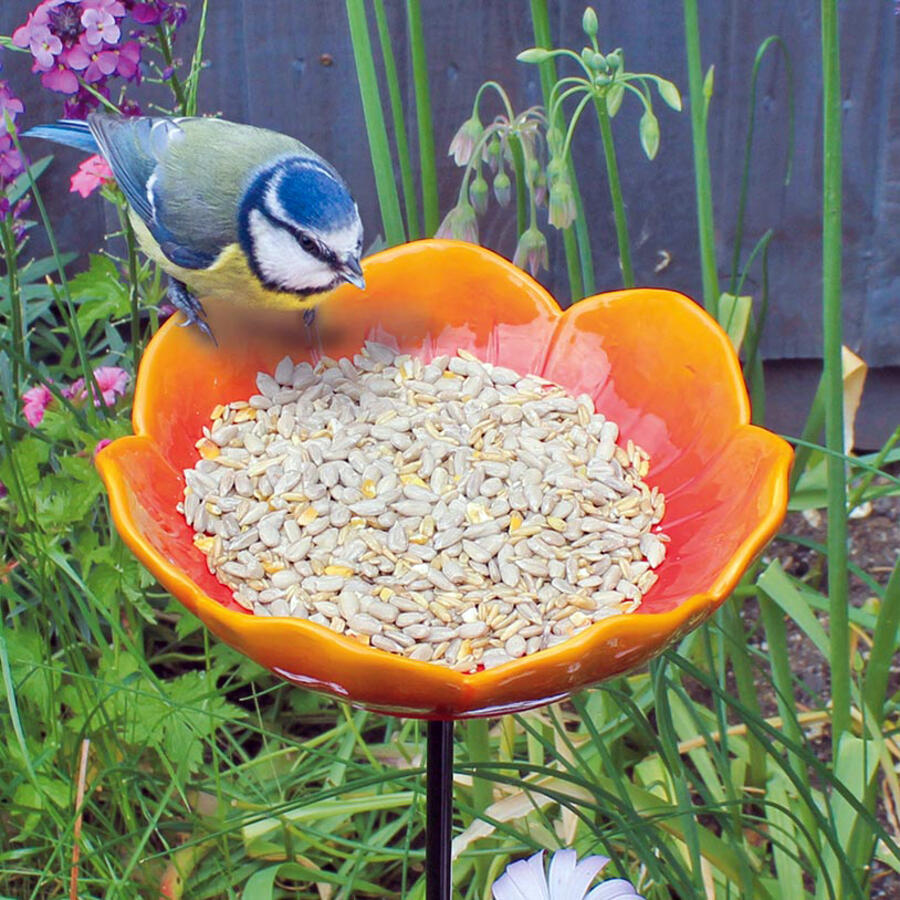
xmin=86 ymin=115 xmax=217 ymax=268
xmin=27 ymin=114 xmax=312 ymax=272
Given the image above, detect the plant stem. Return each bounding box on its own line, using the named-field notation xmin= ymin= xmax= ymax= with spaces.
xmin=682 ymin=0 xmax=720 ymax=318
xmin=465 ymin=719 xmax=492 ymax=893
xmin=1 ymin=218 xmax=23 ymax=402
xmin=820 ymin=0 xmax=850 ymax=745
xmin=374 ymin=0 xmax=420 ymax=239
xmin=594 ymin=97 xmax=634 ymax=288
xmin=507 ymin=134 xmax=528 ymax=238
xmin=529 ymin=0 xmax=587 ymax=300
xmin=8 ymin=129 xmax=98 ymax=426
xmin=406 ymin=0 xmax=439 ymax=236
xmin=155 ymin=24 xmax=188 ymax=113
xmin=862 ymin=557 xmax=900 ymax=727
xmin=120 ymin=207 xmax=142 ymax=372
xmin=345 ymin=0 xmax=406 ymax=247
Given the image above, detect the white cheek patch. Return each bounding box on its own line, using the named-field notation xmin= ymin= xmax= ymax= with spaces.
xmin=326 ymin=211 xmax=363 ymax=258
xmin=248 ymin=209 xmax=337 ymax=293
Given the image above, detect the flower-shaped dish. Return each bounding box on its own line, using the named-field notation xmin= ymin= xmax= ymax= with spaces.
xmin=96 ymin=239 xmax=792 ymax=719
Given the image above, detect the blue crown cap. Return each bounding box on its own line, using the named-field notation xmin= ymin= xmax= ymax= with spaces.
xmin=276 ymin=160 xmax=357 ymax=232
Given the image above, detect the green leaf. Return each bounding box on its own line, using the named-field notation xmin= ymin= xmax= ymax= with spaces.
xmin=757 ymin=560 xmax=829 ymax=657
xmin=703 ymin=64 xmax=715 ymax=101
xmin=606 ymin=82 xmax=624 ymax=117
xmin=17 ymin=253 xmax=77 ymax=286
xmin=718 ymin=292 xmax=753 ymax=353
xmin=4 ymin=156 xmax=53 ymax=207
xmin=516 ymin=47 xmax=552 ymax=64
xmin=241 ymin=865 xmax=278 ymax=899
xmin=639 ymin=108 xmax=660 ymax=160
xmin=0 ymin=435 xmax=51 ymax=502
xmin=69 ymin=255 xmax=131 ymax=331
xmin=656 ymin=77 xmax=683 ymax=111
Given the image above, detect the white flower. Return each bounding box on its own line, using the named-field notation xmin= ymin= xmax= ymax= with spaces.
xmin=491 ymin=849 xmax=644 ymax=900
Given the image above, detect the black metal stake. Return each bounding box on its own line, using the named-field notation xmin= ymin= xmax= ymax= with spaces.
xmin=426 ymin=719 xmax=453 ymax=900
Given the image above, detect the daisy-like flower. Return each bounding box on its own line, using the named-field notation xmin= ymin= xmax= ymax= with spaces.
xmin=70 ymin=153 xmax=114 ymax=197
xmin=492 ymin=850 xmax=645 ymax=900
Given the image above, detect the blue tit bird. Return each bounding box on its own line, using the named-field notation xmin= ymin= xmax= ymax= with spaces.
xmin=25 ymin=113 xmax=365 ymax=339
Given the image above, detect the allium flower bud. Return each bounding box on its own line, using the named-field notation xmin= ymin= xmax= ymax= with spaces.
xmin=435 ymin=202 xmax=479 ymax=244
xmin=548 ymin=176 xmax=577 ymax=229
xmin=469 ymin=173 xmax=489 ymax=216
xmin=448 ymin=114 xmax=483 ymax=167
xmin=493 ymin=169 xmax=511 ymax=206
xmin=513 ymin=225 xmax=548 ymax=276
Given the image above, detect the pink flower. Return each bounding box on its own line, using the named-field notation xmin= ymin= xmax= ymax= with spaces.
xmin=22 ymin=384 xmax=53 ymax=427
xmin=83 ymin=48 xmax=119 ymax=83
xmin=81 ymin=7 xmax=120 ymax=46
xmin=70 ymin=154 xmax=114 ymax=197
xmin=41 ymin=61 xmax=80 ymax=93
xmin=0 ymin=134 xmax=26 ymax=183
xmin=0 ymin=82 xmax=25 ymax=121
xmin=92 ymin=438 xmax=112 ymax=460
xmin=93 ymin=366 xmax=130 ymax=405
xmin=67 ymin=367 xmax=130 ymax=408
xmin=28 ymin=24 xmax=63 ymax=69
xmin=113 ymin=40 xmax=142 ymax=81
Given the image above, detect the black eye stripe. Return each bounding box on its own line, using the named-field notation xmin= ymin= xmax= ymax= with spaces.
xmin=259 ymin=206 xmax=340 ymax=267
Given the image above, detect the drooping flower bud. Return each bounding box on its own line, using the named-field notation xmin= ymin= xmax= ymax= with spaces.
xmin=448 ymin=114 xmax=483 ymax=167
xmin=469 ymin=172 xmax=489 ymax=216
xmin=493 ymin=169 xmax=511 ymax=206
xmin=548 ymin=176 xmax=577 ymax=229
xmin=513 ymin=225 xmax=548 ymax=276
xmin=435 ymin=201 xmax=479 ymax=244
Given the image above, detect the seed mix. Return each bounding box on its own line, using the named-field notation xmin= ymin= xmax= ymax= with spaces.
xmin=179 ymin=343 xmax=669 ymax=671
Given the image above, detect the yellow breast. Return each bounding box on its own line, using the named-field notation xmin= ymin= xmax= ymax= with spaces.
xmin=130 ymin=214 xmax=324 ymax=312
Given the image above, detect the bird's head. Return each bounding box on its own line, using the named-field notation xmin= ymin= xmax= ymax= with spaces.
xmin=238 ymin=158 xmax=365 ymax=298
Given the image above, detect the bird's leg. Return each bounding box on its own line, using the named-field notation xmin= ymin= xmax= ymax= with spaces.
xmin=303 ymin=307 xmax=316 ymax=328
xmin=168 ymin=277 xmax=215 ymax=343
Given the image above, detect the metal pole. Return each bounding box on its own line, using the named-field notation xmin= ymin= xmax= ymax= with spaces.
xmin=426 ymin=719 xmax=453 ymax=900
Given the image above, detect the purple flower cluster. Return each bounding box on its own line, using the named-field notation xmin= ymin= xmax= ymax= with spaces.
xmin=0 ymin=79 xmax=26 ymax=220
xmin=12 ymin=0 xmax=186 ymax=118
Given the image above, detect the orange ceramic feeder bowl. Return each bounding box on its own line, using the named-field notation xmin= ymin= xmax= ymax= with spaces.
xmin=96 ymin=239 xmax=792 ymax=719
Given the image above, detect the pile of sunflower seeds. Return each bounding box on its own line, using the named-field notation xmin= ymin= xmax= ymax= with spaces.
xmin=179 ymin=343 xmax=668 ymax=671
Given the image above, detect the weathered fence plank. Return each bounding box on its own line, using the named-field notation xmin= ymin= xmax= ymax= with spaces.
xmin=1 ymin=0 xmax=896 ymax=373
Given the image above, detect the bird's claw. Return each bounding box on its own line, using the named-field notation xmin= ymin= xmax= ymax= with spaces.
xmin=168 ymin=278 xmax=216 ymax=344
xmin=303 ymin=307 xmax=316 ymax=328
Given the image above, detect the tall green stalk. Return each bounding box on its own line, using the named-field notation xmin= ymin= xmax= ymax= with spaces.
xmin=1 ymin=219 xmax=23 ymax=402
xmin=345 ymin=0 xmax=406 ymax=247
xmin=682 ymin=0 xmax=720 ymax=318
xmin=373 ymin=0 xmax=420 ymax=239
xmin=406 ymin=0 xmax=439 ymax=236
xmin=529 ymin=0 xmax=588 ymax=300
xmin=820 ymin=0 xmax=850 ymax=745
xmin=594 ymin=98 xmax=634 ymax=287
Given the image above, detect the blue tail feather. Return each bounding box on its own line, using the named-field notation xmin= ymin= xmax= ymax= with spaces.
xmin=22 ymin=120 xmax=99 ymax=155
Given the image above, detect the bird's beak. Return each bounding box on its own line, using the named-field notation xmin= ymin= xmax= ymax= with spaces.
xmin=341 ymin=256 xmax=366 ymax=290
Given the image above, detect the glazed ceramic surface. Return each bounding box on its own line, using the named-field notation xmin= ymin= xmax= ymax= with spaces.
xmin=96 ymin=239 xmax=793 ymax=718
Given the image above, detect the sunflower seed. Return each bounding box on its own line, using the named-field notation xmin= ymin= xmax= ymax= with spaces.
xmin=184 ymin=346 xmax=668 ymax=672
